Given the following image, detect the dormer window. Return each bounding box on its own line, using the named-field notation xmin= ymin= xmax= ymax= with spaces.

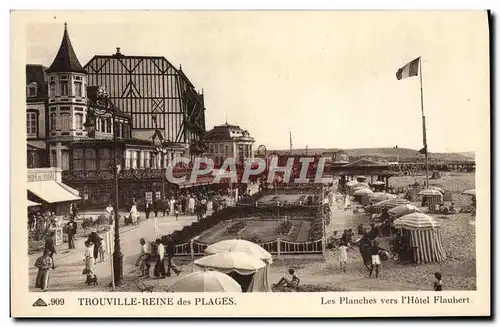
xmin=27 ymin=83 xmax=37 ymax=97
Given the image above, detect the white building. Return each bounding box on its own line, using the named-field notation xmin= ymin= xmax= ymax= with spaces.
xmin=203 ymin=123 xmax=255 ymax=166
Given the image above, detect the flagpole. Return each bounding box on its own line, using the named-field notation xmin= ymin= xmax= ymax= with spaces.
xmin=419 ymin=57 xmax=430 ymax=188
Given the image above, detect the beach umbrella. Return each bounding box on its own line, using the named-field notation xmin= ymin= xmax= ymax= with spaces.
xmin=372 ymin=197 xmax=409 ymax=209
xmin=388 ymin=203 xmax=421 ymax=219
xmin=353 ymin=188 xmax=374 ymax=196
xmin=194 ymin=252 xmax=266 ymax=272
xmin=418 ymin=189 xmax=443 ymax=197
xmin=428 ymin=186 xmax=445 ymax=194
xmin=462 ymin=189 xmax=476 ymax=196
xmin=205 ymin=239 xmax=273 ymax=264
xmin=393 ymin=212 xmax=440 ymax=229
xmin=170 ymin=270 xmax=242 ymax=293
xmin=369 ymin=192 xmax=397 ymax=203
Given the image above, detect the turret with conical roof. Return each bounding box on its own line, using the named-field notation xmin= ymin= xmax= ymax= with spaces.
xmin=47 ymin=23 xmax=86 ymax=74
xmin=46 ymin=23 xmax=88 ymax=169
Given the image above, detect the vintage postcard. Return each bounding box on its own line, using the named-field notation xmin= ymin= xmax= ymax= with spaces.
xmin=11 ymin=10 xmax=490 ymax=317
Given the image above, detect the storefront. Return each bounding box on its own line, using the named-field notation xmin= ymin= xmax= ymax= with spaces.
xmin=27 ymin=167 xmax=81 ymax=217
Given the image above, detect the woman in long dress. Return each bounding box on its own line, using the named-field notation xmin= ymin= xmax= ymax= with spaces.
xmin=130 ymin=203 xmax=139 ymax=225
xmin=82 ymin=241 xmax=95 ymax=278
xmin=169 ymin=198 xmax=175 ymax=217
xmin=35 ymin=249 xmax=53 ymax=291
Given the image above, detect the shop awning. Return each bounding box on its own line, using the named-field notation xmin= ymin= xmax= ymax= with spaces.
xmin=28 ymin=181 xmax=81 ymax=203
xmin=27 ymin=200 xmax=41 ymax=207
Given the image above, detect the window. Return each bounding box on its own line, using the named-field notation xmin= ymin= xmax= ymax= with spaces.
xmin=100 ymin=118 xmax=106 ymax=133
xmin=27 ymin=84 xmax=37 ymax=97
xmin=144 ymin=152 xmax=151 ymax=168
xmin=75 ymin=114 xmax=83 ymax=130
xmin=129 ymin=151 xmax=139 ymax=169
xmin=106 ymin=118 xmax=112 ymax=133
xmin=209 ymin=144 xmax=214 ymax=153
xmin=75 ymin=82 xmax=83 ymax=97
xmin=26 ymin=112 xmax=37 ymax=137
xmin=75 ymin=76 xmax=82 ymax=81
xmin=51 ymin=150 xmax=57 ymax=167
xmin=124 ymin=150 xmax=131 ymax=169
xmin=73 ymin=149 xmax=84 ymax=171
xmin=99 ymin=148 xmax=111 ymax=171
xmin=60 ymin=81 xmax=69 ymax=96
xmin=49 ymin=82 xmax=56 ymax=97
xmin=61 ymin=151 xmax=69 ymax=171
xmin=50 ymin=113 xmax=57 ymax=131
xmin=115 ymin=122 xmax=121 ymax=138
xmin=225 ymin=145 xmax=229 ymax=154
xmin=85 ymin=149 xmax=96 ymax=171
xmin=60 ymin=113 xmax=71 ymax=130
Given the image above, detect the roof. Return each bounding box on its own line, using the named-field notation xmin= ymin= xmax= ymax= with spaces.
xmin=204 ymin=123 xmax=254 ymax=142
xmin=47 ymin=24 xmax=87 ymax=74
xmin=342 ymin=158 xmax=389 ymax=168
xmin=65 ymin=138 xmax=155 ymax=148
xmin=26 ymin=65 xmax=48 ymax=98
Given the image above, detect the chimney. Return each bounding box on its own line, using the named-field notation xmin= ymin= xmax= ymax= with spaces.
xmin=115 ymin=47 xmax=123 ymax=56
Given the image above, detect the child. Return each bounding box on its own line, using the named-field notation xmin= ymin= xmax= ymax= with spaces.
xmin=273 ymin=268 xmax=300 ymax=288
xmin=174 ymin=203 xmax=180 ymax=221
xmin=137 ymin=238 xmax=151 ymax=277
xmin=99 ymin=237 xmax=106 ymax=262
xmin=339 ymin=242 xmax=348 ymax=272
xmin=433 ymin=272 xmax=443 ymax=291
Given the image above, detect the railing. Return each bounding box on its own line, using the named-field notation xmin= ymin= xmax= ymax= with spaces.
xmin=173 ymin=238 xmax=323 ymax=257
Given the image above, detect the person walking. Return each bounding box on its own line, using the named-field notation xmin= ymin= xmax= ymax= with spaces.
xmin=44 ymin=231 xmax=57 ymax=269
xmin=82 ymin=241 xmax=95 ymax=280
xmin=66 ymin=220 xmax=76 ymax=249
xmin=358 ymin=233 xmax=372 ymax=270
xmin=339 ymin=242 xmax=348 ymax=273
xmin=145 ymin=200 xmax=151 ymax=219
xmin=369 ymin=240 xmax=387 ymax=278
xmin=165 ymin=237 xmax=181 ymax=276
xmin=35 ymin=249 xmax=53 ymax=292
xmin=137 ymin=238 xmax=151 ymax=277
xmin=130 ymin=203 xmax=139 ymax=225
xmin=153 ymin=238 xmax=166 ymax=279
xmin=86 ymin=229 xmax=101 ymax=262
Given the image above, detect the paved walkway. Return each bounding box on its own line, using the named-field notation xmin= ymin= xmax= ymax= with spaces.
xmin=29 ymin=212 xmax=199 ymax=292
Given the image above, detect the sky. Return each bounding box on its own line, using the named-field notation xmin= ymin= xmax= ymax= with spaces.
xmin=23 ymin=11 xmax=489 ymax=152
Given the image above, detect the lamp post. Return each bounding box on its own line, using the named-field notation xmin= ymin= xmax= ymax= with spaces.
xmin=83 ymin=88 xmax=123 ymax=286
xmin=151 ymin=116 xmax=167 ymax=202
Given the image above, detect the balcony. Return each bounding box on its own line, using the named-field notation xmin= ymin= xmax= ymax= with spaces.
xmin=61 ymin=167 xmax=193 ymax=182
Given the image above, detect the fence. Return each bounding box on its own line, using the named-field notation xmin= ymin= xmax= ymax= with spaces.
xmin=173 ymin=238 xmax=323 ymax=257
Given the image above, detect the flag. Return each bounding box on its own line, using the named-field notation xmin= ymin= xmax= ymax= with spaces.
xmin=417 ymin=147 xmax=427 ymax=155
xmin=396 ymin=57 xmax=420 ymax=80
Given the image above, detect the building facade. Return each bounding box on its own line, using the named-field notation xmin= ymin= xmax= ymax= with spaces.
xmin=26 ymin=24 xmax=211 ymax=208
xmin=203 ymin=123 xmax=255 ymax=166
xmin=84 ymin=48 xmax=206 ymax=159
xmin=26 ymin=65 xmax=49 ymax=168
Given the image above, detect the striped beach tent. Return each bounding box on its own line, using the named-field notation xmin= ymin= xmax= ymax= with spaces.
xmin=393 ymin=213 xmax=446 ymax=264
xmin=418 ymin=189 xmax=444 ymax=213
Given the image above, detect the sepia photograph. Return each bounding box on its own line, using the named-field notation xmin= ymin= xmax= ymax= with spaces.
xmin=11 ymin=10 xmax=490 ymax=317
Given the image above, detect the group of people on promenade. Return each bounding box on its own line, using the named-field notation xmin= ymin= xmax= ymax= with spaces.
xmin=136 ymin=237 xmax=181 ymax=279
